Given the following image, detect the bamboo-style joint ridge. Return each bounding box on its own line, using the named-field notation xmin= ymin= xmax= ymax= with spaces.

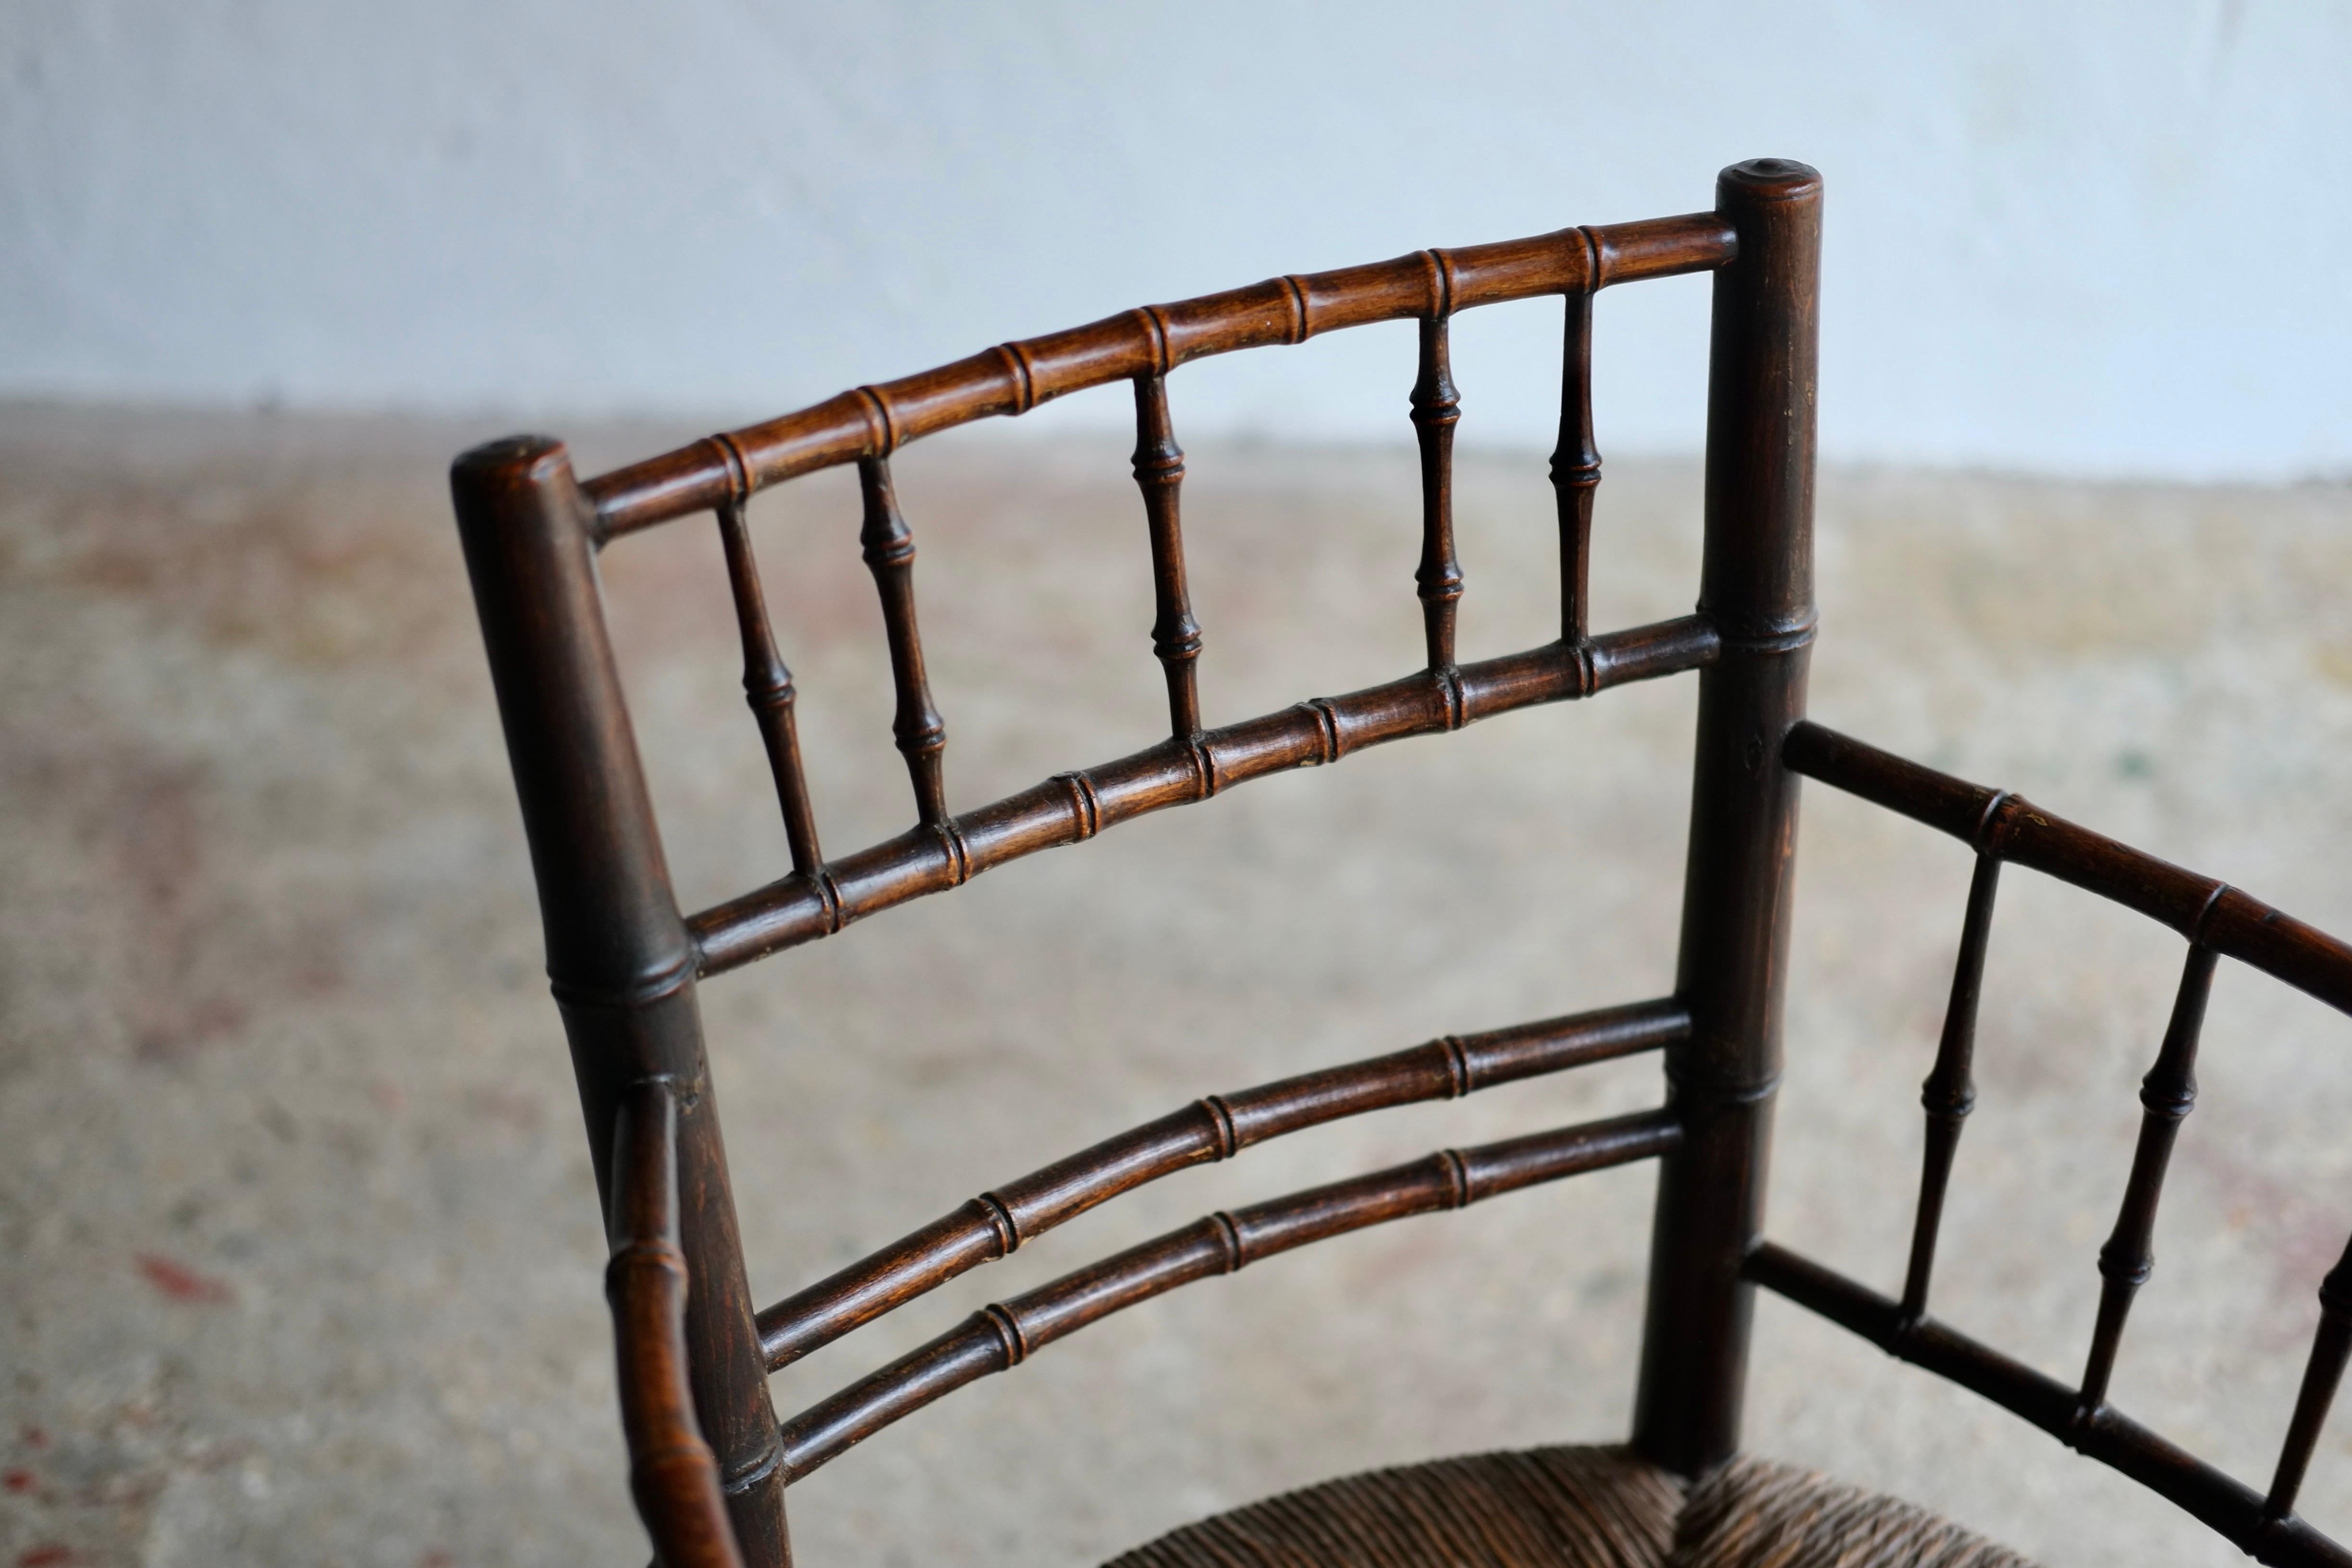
xmin=2266 ymin=1236 xmax=2352 ymax=1526
xmin=715 ymin=500 xmax=823 ymax=877
xmin=2079 ymin=938 xmax=2220 ymax=1413
xmin=1410 ymin=312 xmax=1464 ymax=671
xmin=858 ymin=457 xmax=949 ymax=827
xmin=1900 ymin=850 xmax=2001 ymax=1323
xmin=1131 ymin=373 xmax=1203 ymax=737
xmin=1783 ymin=721 xmax=2352 ymax=1020
xmin=581 ymin=213 xmax=1740 ymax=539
xmin=754 ymin=996 xmax=1688 ymax=1371
xmin=691 ymin=615 xmax=1720 ymax=975
xmin=1549 ymin=270 xmax=1601 ymax=645
xmin=605 ymin=1079 xmax=748 ymax=1568
xmin=775 ymin=1108 xmax=1682 ymax=1484
xmin=1746 ymin=1242 xmax=2352 ymax=1568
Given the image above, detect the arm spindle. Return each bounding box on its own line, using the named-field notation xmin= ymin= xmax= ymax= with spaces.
xmin=2079 ymin=937 xmax=2220 ymax=1411
xmin=1131 ymin=374 xmax=1203 ymax=737
xmin=858 ymin=456 xmax=949 ymax=828
xmin=1549 ymin=277 xmax=1600 ymax=644
xmin=716 ymin=501 xmax=824 ymax=877
xmin=1901 ymin=848 xmax=2002 ymax=1322
xmin=2264 ymin=1236 xmax=2352 ymax=1525
xmin=1410 ymin=303 xmax=1464 ymax=673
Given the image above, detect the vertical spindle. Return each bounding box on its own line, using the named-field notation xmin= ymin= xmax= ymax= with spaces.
xmin=1131 ymin=374 xmax=1203 ymax=738
xmin=1900 ymin=850 xmax=2002 ymax=1322
xmin=2265 ymin=1235 xmax=2352 ymax=1525
xmin=715 ymin=501 xmax=824 ymax=878
xmin=2078 ymin=938 xmax=2219 ymax=1412
xmin=858 ymin=456 xmax=948 ymax=827
xmin=1410 ymin=304 xmax=1464 ymax=672
xmin=1550 ymin=276 xmax=1601 ymax=645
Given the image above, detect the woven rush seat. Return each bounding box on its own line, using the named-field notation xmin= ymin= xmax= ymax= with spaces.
xmin=1109 ymin=1446 xmax=2037 ymax=1568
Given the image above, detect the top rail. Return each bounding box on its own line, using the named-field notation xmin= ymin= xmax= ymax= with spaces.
xmin=583 ymin=213 xmax=1738 ymax=539
xmin=1785 ymin=721 xmax=2352 ymax=1019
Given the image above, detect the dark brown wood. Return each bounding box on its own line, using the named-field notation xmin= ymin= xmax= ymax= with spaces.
xmin=1130 ymin=372 xmax=1204 ymax=740
xmin=606 ymin=1078 xmax=746 ymax=1568
xmin=2079 ymin=937 xmax=2220 ymax=1411
xmin=715 ymin=498 xmax=823 ymax=878
xmin=1633 ymin=158 xmax=1821 ymax=1478
xmin=582 ymin=213 xmax=1740 ymax=539
xmin=450 ymin=438 xmax=789 ymax=1566
xmin=857 ymin=456 xmax=950 ymax=832
xmin=777 ymin=1109 xmax=1681 ymax=1482
xmin=1901 ymin=850 xmax=2002 ymax=1322
xmin=2267 ymin=1237 xmax=2352 ymax=1525
xmin=1410 ymin=282 xmax=1464 ymax=674
xmin=1745 ymin=1242 xmax=2352 ymax=1568
xmin=1550 ymin=265 xmax=1600 ymax=644
xmin=755 ymin=997 xmax=1689 ymax=1370
xmin=1785 ymin=721 xmax=2352 ymax=1020
xmin=690 ymin=613 xmax=1721 ymax=974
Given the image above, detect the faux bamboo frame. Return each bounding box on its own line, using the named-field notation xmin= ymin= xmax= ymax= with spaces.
xmin=454 ymin=156 xmax=2352 ymax=1568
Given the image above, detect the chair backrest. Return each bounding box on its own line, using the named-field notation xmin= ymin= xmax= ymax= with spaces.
xmin=450 ymin=158 xmax=2352 ymax=1568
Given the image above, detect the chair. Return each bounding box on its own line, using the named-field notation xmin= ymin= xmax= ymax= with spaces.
xmin=448 ymin=159 xmax=2352 ymax=1566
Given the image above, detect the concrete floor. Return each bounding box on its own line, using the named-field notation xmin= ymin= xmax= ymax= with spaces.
xmin=7 ymin=403 xmax=2352 ymax=1568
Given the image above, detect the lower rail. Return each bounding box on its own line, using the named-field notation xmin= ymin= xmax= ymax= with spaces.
xmin=1744 ymin=1241 xmax=2352 ymax=1568
xmin=755 ymin=996 xmax=1687 ymax=1371
xmin=777 ymin=1107 xmax=1681 ymax=1483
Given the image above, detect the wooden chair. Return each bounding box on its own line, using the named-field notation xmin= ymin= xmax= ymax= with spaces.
xmin=449 ymin=159 xmax=2352 ymax=1567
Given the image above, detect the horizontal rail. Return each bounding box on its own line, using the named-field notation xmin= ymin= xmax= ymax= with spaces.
xmin=692 ymin=614 xmax=1719 ymax=974
xmin=585 ymin=213 xmax=1738 ymax=539
xmin=606 ymin=1079 xmax=747 ymax=1568
xmin=1786 ymin=722 xmax=2352 ymax=1020
xmin=777 ymin=1108 xmax=1681 ymax=1483
xmin=756 ymin=997 xmax=1688 ymax=1370
xmin=1744 ymin=1242 xmax=2352 ymax=1568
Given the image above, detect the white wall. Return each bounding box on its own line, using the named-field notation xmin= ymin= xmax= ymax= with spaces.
xmin=5 ymin=1 xmax=2347 ymax=479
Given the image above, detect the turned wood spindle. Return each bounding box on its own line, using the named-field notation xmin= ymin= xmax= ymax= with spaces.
xmin=1550 ymin=281 xmax=1600 ymax=646
xmin=715 ymin=500 xmax=823 ymax=878
xmin=2078 ymin=937 xmax=2220 ymax=1412
xmin=2265 ymin=1235 xmax=2352 ymax=1525
xmin=1410 ymin=298 xmax=1464 ymax=672
xmin=1131 ymin=373 xmax=1203 ymax=738
xmin=858 ymin=456 xmax=948 ymax=827
xmin=1900 ymin=847 xmax=2002 ymax=1323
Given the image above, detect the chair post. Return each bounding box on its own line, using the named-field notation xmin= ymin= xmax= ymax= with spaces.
xmin=1631 ymin=160 xmax=1822 ymax=1477
xmin=452 ymin=437 xmax=790 ymax=1567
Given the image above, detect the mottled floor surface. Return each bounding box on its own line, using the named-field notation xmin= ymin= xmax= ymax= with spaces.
xmin=7 ymin=404 xmax=2352 ymax=1568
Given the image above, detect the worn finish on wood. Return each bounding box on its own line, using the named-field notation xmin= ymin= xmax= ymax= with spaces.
xmin=756 ymin=997 xmax=1688 ymax=1371
xmin=777 ymin=1109 xmax=1680 ymax=1482
xmin=583 ymin=214 xmax=1740 ymax=539
xmin=2079 ymin=938 xmax=2219 ymax=1412
xmin=452 ymin=438 xmax=786 ymax=1566
xmin=1902 ymin=850 xmax=2001 ymax=1323
xmin=1785 ymin=720 xmax=2352 ymax=1018
xmin=606 ymin=1079 xmax=746 ymax=1568
xmin=689 ymin=613 xmax=1721 ymax=975
xmin=715 ymin=499 xmax=823 ymax=878
xmin=1633 ymin=157 xmax=1821 ymax=1479
xmin=1746 ymin=1243 xmax=2352 ymax=1568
